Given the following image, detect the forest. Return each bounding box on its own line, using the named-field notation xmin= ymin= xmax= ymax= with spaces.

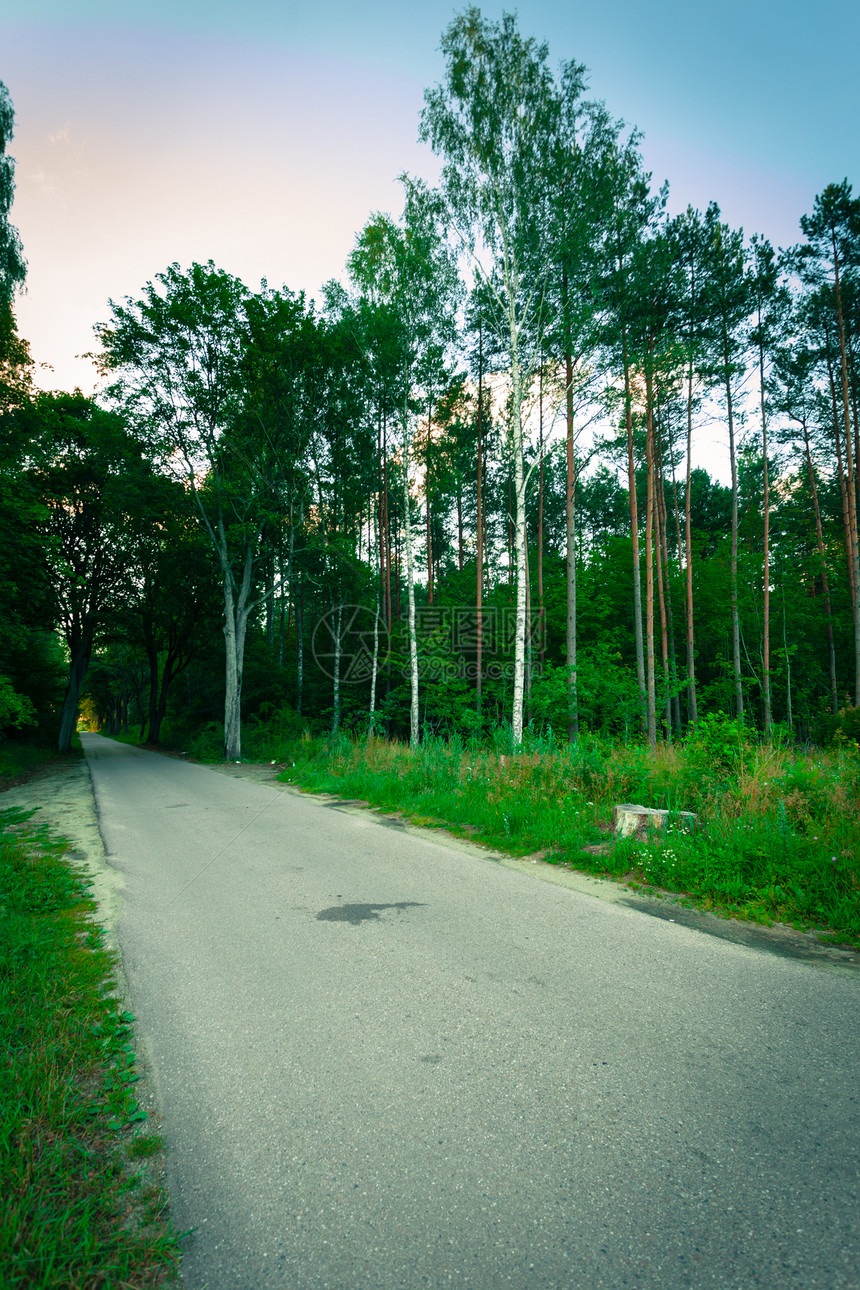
xmin=1 ymin=11 xmax=860 ymax=779
xmin=3 ymin=16 xmax=860 ymax=1285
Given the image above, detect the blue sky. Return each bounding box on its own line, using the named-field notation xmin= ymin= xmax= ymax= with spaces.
xmin=2 ymin=0 xmax=858 ymax=392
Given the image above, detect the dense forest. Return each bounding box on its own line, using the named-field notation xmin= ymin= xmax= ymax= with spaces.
xmin=2 ymin=10 xmax=860 ymax=762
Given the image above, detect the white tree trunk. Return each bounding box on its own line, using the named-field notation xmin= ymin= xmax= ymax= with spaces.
xmin=510 ymin=353 xmax=527 ymax=747
xmin=402 ymin=413 xmax=420 ymax=748
xmin=332 ymin=598 xmax=342 ymax=735
xmin=369 ymin=593 xmax=380 ymax=738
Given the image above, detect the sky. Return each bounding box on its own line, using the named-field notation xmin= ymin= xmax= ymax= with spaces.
xmin=2 ymin=0 xmax=858 ymax=396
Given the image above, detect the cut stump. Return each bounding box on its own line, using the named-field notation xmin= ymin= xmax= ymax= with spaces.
xmin=612 ymin=803 xmax=697 ymax=839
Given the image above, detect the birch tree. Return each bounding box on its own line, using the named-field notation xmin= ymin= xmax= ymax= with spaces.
xmin=421 ymin=7 xmax=591 ymax=744
xmin=347 ymin=180 xmax=460 ymax=747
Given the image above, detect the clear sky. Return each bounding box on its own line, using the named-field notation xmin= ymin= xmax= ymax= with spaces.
xmin=2 ymin=0 xmax=858 ymax=393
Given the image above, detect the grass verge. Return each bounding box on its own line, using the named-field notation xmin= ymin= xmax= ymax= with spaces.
xmin=0 ymin=741 xmax=64 ymax=787
xmin=0 ymin=807 xmax=180 ymax=1288
xmin=276 ymin=729 xmax=860 ymax=948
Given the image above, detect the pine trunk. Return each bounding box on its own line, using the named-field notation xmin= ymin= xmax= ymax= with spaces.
xmin=623 ymin=332 xmax=647 ymax=733
xmin=833 ymin=236 xmax=860 ymax=704
xmin=802 ymin=417 xmax=838 ymax=713
xmin=724 ymin=340 xmax=744 ymax=721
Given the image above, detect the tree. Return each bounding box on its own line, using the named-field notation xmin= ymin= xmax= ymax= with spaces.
xmin=0 ymin=81 xmax=31 ymax=422
xmin=702 ymin=203 xmax=751 ymax=721
xmin=668 ymin=206 xmax=713 ymax=727
xmin=346 ymin=179 xmax=460 ymax=747
xmin=795 ymin=182 xmax=860 ymax=703
xmin=131 ymin=479 xmax=215 ymax=745
xmin=544 ymin=97 xmax=616 ymax=741
xmin=22 ymin=394 xmax=155 ymax=753
xmin=748 ymin=234 xmax=790 ymax=731
xmin=601 ymin=132 xmax=665 ymax=735
xmin=98 ymin=262 xmax=280 ymax=760
xmin=421 ymin=8 xmax=590 ymax=744
xmin=0 ymin=81 xmax=25 ymax=318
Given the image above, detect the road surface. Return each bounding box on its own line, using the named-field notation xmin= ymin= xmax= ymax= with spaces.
xmin=82 ymin=733 xmax=860 ymax=1289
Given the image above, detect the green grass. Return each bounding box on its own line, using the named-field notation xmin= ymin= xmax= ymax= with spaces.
xmin=0 ymin=741 xmax=59 ymax=784
xmin=0 ymin=807 xmax=181 ymax=1288
xmin=0 ymin=735 xmax=85 ymax=787
xmin=274 ymin=729 xmax=860 ymax=948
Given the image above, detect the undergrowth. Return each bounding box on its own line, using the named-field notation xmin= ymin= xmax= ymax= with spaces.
xmin=0 ymin=740 xmax=60 ymax=784
xmin=0 ymin=808 xmax=180 ymax=1288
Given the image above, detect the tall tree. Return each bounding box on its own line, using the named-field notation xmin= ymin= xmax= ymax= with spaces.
xmin=749 ymin=234 xmax=788 ymax=731
xmin=668 ymin=206 xmax=712 ymax=727
xmin=702 ymin=203 xmax=750 ymax=721
xmin=0 ymin=81 xmax=25 ymax=322
xmin=347 ymin=180 xmax=460 ymax=747
xmin=22 ymin=394 xmax=155 ymax=753
xmin=796 ymin=182 xmax=860 ymax=703
xmin=545 ymin=98 xmax=615 ymax=741
xmin=422 ymin=7 xmax=587 ymax=743
xmin=98 ymin=262 xmax=272 ymax=760
xmin=601 ymin=132 xmax=664 ymax=734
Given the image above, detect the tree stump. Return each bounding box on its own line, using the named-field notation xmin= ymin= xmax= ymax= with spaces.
xmin=612 ymin=803 xmax=697 ymax=838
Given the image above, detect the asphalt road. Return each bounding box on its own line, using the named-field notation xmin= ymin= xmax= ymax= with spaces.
xmin=82 ymin=733 xmax=860 ymax=1290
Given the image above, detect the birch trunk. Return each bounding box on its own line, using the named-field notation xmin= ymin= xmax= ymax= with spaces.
xmin=476 ymin=325 xmax=484 ymax=719
xmin=644 ymin=382 xmax=657 ymax=745
xmin=758 ymin=322 xmax=772 ymax=731
xmin=402 ymin=409 xmax=420 ymax=748
xmin=684 ymin=365 xmax=698 ymax=726
xmin=565 ymin=350 xmax=579 ymax=741
xmin=509 ymin=348 xmax=528 ymax=748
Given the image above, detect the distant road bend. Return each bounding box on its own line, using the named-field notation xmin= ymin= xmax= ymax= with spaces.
xmin=83 ymin=733 xmax=860 ymax=1290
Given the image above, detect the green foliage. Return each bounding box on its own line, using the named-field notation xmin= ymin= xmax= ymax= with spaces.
xmin=0 ymin=80 xmax=26 ymax=311
xmin=685 ymin=710 xmax=750 ymax=773
xmin=0 ymin=673 xmax=35 ymax=732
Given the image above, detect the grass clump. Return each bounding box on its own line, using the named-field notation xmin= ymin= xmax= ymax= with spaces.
xmin=275 ymin=726 xmax=860 ymax=947
xmin=0 ymin=807 xmax=180 ymax=1288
